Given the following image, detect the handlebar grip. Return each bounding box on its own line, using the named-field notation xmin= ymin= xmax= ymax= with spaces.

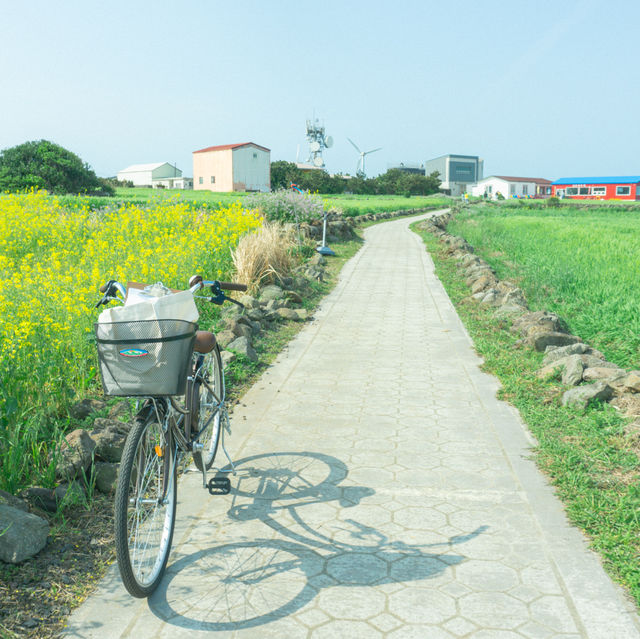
xmin=219 ymin=281 xmax=248 ymax=292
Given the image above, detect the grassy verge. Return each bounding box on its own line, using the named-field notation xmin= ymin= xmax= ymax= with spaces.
xmin=447 ymin=204 xmax=640 ymax=368
xmin=413 ymin=222 xmax=640 ymax=607
xmin=0 ymin=233 xmax=364 ymax=639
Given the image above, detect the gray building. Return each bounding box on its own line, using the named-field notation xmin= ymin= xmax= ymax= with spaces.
xmin=424 ymin=154 xmax=483 ymax=196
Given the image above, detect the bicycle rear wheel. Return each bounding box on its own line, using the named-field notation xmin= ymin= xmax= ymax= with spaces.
xmin=114 ymin=404 xmax=177 ymax=598
xmin=192 ymin=345 xmax=224 ymax=472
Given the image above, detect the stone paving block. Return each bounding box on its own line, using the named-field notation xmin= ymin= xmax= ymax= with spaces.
xmin=315 ymin=586 xmax=386 ymax=620
xmin=459 ymin=592 xmax=529 ymax=629
xmin=387 ymin=626 xmax=456 ymax=638
xmin=442 ymin=616 xmax=478 ymax=636
xmin=455 ymin=559 xmax=520 ymax=592
xmin=387 ymin=588 xmax=456 ymax=624
xmin=312 ymin=619 xmax=383 ymax=638
xmin=529 ymin=595 xmax=579 ymax=633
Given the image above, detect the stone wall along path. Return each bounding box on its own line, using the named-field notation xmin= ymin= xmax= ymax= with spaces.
xmin=64 ymin=211 xmax=640 ymax=638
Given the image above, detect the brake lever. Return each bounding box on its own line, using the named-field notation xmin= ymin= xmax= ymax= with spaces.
xmin=95 ymin=294 xmax=110 ymax=309
xmin=226 ymin=296 xmax=245 ymax=309
xmin=206 ymin=282 xmax=245 ymax=309
xmin=206 ymin=293 xmax=244 ymax=309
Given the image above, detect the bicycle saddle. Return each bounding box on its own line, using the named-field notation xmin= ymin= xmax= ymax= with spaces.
xmin=194 ymin=331 xmax=216 ymax=354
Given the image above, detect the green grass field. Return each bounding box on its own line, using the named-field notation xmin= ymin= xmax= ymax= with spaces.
xmin=113 ymin=187 xmax=248 ymax=208
xmin=322 ymin=193 xmax=450 ymax=216
xmin=448 ymin=204 xmax=640 ymax=369
xmin=112 ymin=188 xmax=450 ymax=216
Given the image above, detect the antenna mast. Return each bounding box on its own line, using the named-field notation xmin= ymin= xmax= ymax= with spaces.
xmin=305 ymin=118 xmax=333 ymax=168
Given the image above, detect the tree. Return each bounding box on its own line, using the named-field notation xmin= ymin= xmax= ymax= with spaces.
xmin=297 ymin=168 xmax=345 ymax=194
xmin=375 ymin=169 xmax=404 ymax=194
xmin=270 ymin=161 xmax=304 ymax=191
xmin=0 ymin=140 xmax=114 ymax=195
xmin=346 ymin=172 xmax=378 ymax=195
xmin=373 ymin=169 xmax=441 ymax=196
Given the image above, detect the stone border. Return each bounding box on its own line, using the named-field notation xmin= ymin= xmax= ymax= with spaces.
xmin=418 ymin=211 xmax=640 ymax=417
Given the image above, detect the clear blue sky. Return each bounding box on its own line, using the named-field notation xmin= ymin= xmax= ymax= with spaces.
xmin=2 ymin=0 xmax=638 ymax=180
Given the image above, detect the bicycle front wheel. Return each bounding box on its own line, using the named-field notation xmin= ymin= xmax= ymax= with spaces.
xmin=114 ymin=405 xmax=177 ymax=598
xmin=192 ymin=345 xmax=224 ymax=472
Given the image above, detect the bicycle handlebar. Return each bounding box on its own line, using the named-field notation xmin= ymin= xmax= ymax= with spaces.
xmin=188 ymin=275 xmax=247 ymax=293
xmin=219 ymin=281 xmax=248 ymax=292
xmin=96 ymin=277 xmax=246 ymax=309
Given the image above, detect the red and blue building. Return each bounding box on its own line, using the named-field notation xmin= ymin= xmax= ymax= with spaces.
xmin=551 ymin=176 xmax=640 ymax=200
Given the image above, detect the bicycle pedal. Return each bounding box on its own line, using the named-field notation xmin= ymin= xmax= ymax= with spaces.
xmin=208 ymin=476 xmax=231 ymax=495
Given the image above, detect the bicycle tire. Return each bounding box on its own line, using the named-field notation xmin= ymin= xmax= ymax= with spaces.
xmin=114 ymin=404 xmax=177 ymax=598
xmin=192 ymin=344 xmax=224 ymax=472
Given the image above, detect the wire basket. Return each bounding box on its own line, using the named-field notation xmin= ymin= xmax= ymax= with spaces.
xmin=95 ymin=319 xmax=197 ymax=397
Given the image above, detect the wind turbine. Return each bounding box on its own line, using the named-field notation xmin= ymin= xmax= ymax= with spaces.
xmin=347 ymin=138 xmax=382 ymax=176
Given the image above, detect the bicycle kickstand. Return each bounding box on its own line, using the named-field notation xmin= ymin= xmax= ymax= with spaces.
xmin=207 ymin=409 xmax=234 ymax=495
xmin=218 ymin=409 xmax=236 ymax=475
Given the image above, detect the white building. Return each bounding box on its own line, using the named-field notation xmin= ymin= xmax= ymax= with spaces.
xmin=470 ymin=176 xmax=552 ymax=199
xmin=117 ymin=162 xmax=183 ymax=187
xmin=193 ymin=143 xmax=270 ymax=192
xmin=153 ymin=176 xmax=193 ymax=190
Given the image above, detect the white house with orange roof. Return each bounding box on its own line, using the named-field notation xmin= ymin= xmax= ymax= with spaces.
xmin=192 ymin=142 xmax=270 ymax=192
xmin=471 ymin=175 xmax=552 ymax=199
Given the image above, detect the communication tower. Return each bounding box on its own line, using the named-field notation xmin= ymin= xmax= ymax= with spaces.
xmin=305 ymin=119 xmax=333 ymax=168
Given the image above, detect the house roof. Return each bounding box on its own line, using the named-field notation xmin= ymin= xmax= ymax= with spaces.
xmin=118 ymin=162 xmax=170 ymax=173
xmin=193 ymin=142 xmax=270 ymax=154
xmin=491 ymin=176 xmax=551 ymax=184
xmin=552 ymin=176 xmax=640 ymax=185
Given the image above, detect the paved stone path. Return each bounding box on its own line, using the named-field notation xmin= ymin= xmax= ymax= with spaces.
xmin=65 ymin=212 xmax=640 ymax=638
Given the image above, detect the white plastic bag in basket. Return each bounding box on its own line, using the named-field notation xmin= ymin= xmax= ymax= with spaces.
xmin=98 ymin=286 xmax=199 ymax=324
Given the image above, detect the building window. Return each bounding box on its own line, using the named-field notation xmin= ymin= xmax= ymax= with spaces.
xmin=522 ymin=185 xmax=528 ymax=195
xmin=592 ymin=186 xmax=606 ymax=195
xmin=199 ymin=177 xmax=203 ymax=185
xmin=509 ymin=184 xmax=515 ymax=195
xmin=579 ymin=187 xmax=590 ymax=195
xmin=211 ymin=176 xmax=215 ymax=184
xmin=616 ymin=185 xmax=630 ymax=195
xmin=566 ymin=187 xmax=579 ymax=196
xmin=253 ymin=152 xmax=257 ymax=159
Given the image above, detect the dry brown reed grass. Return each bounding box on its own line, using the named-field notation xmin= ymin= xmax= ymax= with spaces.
xmin=231 ymin=222 xmax=299 ymax=293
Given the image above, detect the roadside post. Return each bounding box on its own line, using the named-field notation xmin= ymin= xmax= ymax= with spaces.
xmin=317 ymin=208 xmax=336 ymax=256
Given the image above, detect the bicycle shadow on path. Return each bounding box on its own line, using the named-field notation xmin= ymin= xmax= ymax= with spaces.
xmin=148 ymin=451 xmax=488 ymax=632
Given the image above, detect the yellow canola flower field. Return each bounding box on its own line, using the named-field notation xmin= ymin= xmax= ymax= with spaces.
xmin=0 ymin=191 xmax=261 ymax=490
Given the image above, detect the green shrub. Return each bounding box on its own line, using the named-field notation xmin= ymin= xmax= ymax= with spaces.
xmin=0 ymin=140 xmax=114 ymax=196
xmin=546 ymin=196 xmax=561 ymax=208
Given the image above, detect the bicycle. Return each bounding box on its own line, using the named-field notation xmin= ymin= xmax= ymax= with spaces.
xmin=94 ymin=275 xmax=246 ymax=598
